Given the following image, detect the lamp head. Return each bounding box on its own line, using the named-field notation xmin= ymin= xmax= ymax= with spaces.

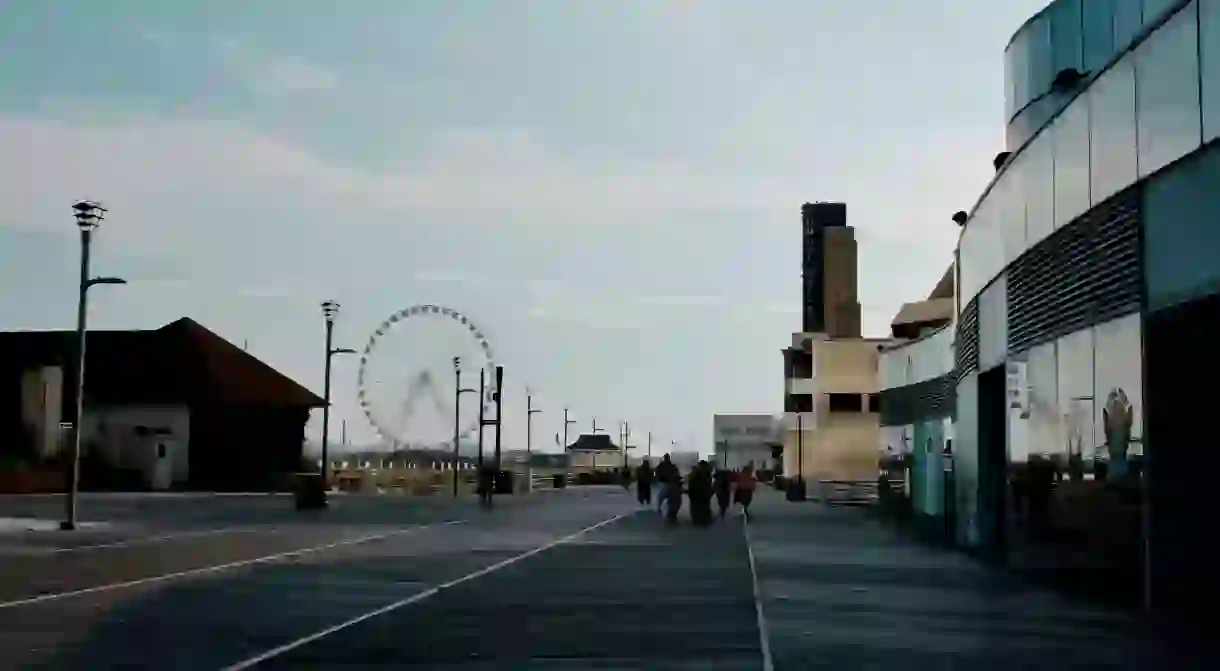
xmin=72 ymin=200 xmax=106 ymax=230
xmin=321 ymin=300 xmax=340 ymax=322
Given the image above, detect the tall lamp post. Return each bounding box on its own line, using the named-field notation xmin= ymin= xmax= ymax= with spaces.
xmin=526 ymin=388 xmax=541 ymax=493
xmin=62 ymin=201 xmax=127 ymax=531
xmin=320 ymin=300 xmax=356 ymax=491
xmin=452 ymin=357 xmax=477 ymax=497
xmin=620 ymin=420 xmax=631 ymax=471
xmin=562 ymin=408 xmax=576 ymax=485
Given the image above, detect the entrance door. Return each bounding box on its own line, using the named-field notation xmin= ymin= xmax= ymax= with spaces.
xmin=977 ymin=365 xmax=1009 ymax=564
xmin=151 ymin=440 xmax=174 ymax=490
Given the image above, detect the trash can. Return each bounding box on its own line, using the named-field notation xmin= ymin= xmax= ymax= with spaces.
xmin=552 ymin=474 xmax=567 ymax=489
xmin=494 ymin=469 xmax=514 ymax=494
xmin=785 ymin=478 xmax=807 ymax=502
xmin=294 ymin=473 xmax=328 ymax=510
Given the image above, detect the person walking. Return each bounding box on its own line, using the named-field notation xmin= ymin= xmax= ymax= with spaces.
xmin=636 ymin=459 xmax=654 ymax=506
xmin=713 ymin=467 xmax=732 ymax=520
xmin=654 ymin=454 xmax=678 ymax=515
xmin=687 ymin=461 xmax=714 ymax=527
xmin=735 ymin=463 xmax=757 ymax=518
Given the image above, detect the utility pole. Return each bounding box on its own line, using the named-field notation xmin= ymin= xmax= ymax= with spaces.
xmin=620 ymin=420 xmax=631 ymax=471
xmin=493 ymin=365 xmax=504 ymax=473
xmin=452 ymin=357 xmax=476 ymax=497
xmin=524 ymin=390 xmax=539 ymax=495
xmin=477 ymin=369 xmax=487 ymax=471
xmin=591 ymin=417 xmax=604 ymax=471
xmin=647 ymin=431 xmax=652 ymax=460
xmin=562 ymin=408 xmax=576 ymax=485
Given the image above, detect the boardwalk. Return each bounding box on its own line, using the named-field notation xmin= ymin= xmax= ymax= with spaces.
xmin=0 ymin=488 xmax=1184 ymax=669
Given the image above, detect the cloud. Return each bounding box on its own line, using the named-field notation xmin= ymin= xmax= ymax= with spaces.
xmin=215 ymin=38 xmax=338 ymax=96
xmin=632 ymin=294 xmax=722 ymax=308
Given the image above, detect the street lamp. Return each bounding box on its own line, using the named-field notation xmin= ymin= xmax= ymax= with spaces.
xmin=525 ymin=388 xmax=542 ymax=493
xmin=620 ymin=420 xmax=632 ymax=471
xmin=62 ymin=201 xmax=126 ymax=531
xmin=452 ymin=357 xmax=477 ymax=497
xmin=320 ymin=300 xmax=355 ymax=491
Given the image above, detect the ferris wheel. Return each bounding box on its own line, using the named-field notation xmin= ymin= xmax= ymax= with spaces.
xmin=356 ymin=304 xmax=496 ymax=450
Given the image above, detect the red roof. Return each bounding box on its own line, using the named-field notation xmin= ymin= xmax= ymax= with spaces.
xmin=0 ymin=318 xmax=324 ymax=408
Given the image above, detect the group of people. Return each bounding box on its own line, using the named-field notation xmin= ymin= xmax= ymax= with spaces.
xmin=634 ymin=455 xmax=756 ymax=526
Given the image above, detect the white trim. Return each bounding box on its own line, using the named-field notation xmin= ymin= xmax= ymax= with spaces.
xmin=0 ymin=521 xmax=464 ymax=610
xmin=743 ymin=514 xmax=775 ymax=671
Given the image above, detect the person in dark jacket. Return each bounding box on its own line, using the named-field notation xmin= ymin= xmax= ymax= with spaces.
xmin=636 ymin=459 xmax=654 ymax=505
xmin=655 ymin=454 xmax=679 ymax=515
xmin=713 ymin=468 xmax=732 ymax=520
xmin=687 ymin=461 xmax=714 ymax=527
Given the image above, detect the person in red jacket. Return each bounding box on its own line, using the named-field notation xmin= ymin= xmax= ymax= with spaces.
xmin=735 ymin=464 xmax=757 ymax=518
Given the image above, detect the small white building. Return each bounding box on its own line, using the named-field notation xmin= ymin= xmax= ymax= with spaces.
xmin=712 ymin=414 xmax=779 ymax=471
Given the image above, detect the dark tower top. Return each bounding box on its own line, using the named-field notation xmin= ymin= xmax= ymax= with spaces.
xmin=801 ymin=202 xmax=848 ymax=334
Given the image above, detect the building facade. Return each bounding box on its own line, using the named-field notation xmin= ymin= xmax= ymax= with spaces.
xmin=783 ymin=333 xmax=891 ymax=483
xmin=0 ymin=318 xmax=324 ymax=491
xmin=950 ymin=0 xmax=1220 ymax=616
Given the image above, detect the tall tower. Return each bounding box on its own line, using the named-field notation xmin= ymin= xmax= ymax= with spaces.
xmin=801 ymin=202 xmax=861 ymax=338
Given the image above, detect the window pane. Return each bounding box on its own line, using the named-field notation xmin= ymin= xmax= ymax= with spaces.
xmin=1053 ymin=0 xmax=1085 ymax=76
xmin=1115 ymin=0 xmax=1145 ymax=50
xmin=958 ymin=223 xmax=983 ymax=304
xmin=1013 ymin=26 xmax=1031 ymax=111
xmin=1144 ymin=0 xmax=1183 ymax=27
xmin=1144 ymin=144 xmax=1220 ymax=309
xmin=1029 ymin=16 xmax=1056 ymax=106
xmin=978 ymin=273 xmax=1008 ymax=371
xmin=1054 ymin=95 xmax=1092 ymax=228
xmin=1056 ymin=327 xmax=1096 ymax=481
xmin=1005 ymin=44 xmax=1018 ymax=119
xmin=1084 ymin=0 xmax=1118 ymax=73
xmin=1089 ymin=59 xmax=1138 ymax=203
xmin=1201 ymin=0 xmax=1220 ymax=140
xmin=1000 ymin=151 xmax=1029 ymax=266
xmin=1026 ymin=131 xmax=1056 ymax=246
xmin=1093 ymin=313 xmax=1144 ymax=482
xmin=1136 ymin=3 xmax=1202 ymax=177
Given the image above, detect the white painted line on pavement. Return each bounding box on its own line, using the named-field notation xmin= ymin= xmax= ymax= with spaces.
xmin=220 ymin=510 xmax=638 ymax=671
xmin=743 ymin=513 xmax=775 ymax=671
xmin=0 ymin=520 xmax=466 ymax=610
xmin=43 ymin=526 xmax=265 ymax=554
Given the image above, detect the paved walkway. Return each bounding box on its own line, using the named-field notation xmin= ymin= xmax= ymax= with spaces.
xmin=0 ymin=488 xmax=1195 ymax=668
xmin=746 ymin=491 xmax=1173 ymax=669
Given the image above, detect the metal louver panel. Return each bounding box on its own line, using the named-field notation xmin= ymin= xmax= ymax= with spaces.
xmin=1007 ymin=186 xmax=1142 ymax=355
xmin=955 ymin=297 xmax=980 ymax=378
xmin=880 ymin=373 xmax=957 ymax=427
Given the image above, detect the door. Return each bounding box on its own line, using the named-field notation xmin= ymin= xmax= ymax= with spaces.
xmin=151 ymin=439 xmax=174 ymax=490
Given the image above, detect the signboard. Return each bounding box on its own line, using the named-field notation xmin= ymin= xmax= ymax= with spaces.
xmin=1005 ymin=361 xmax=1029 ymax=416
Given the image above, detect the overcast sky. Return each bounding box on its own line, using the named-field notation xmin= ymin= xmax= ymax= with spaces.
xmin=0 ymin=0 xmax=1046 ymax=454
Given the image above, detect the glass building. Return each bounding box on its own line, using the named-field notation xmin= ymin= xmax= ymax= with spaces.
xmin=951 ymin=0 xmax=1219 ymax=617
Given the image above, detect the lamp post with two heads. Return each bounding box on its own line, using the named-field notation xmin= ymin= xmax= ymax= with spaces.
xmin=320 ymin=300 xmax=356 ymax=490
xmin=62 ymin=201 xmax=127 ymax=531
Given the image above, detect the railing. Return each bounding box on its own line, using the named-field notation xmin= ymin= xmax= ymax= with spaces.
xmin=809 ymin=480 xmax=880 ymax=506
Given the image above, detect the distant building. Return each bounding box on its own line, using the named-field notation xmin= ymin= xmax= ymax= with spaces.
xmin=564 ymin=434 xmax=622 ymax=472
xmin=0 ymin=318 xmax=324 ymax=491
xmin=713 ymin=414 xmax=779 ymax=471
xmin=801 ymin=202 xmax=861 ymax=338
xmin=784 ymin=202 xmax=897 ymax=483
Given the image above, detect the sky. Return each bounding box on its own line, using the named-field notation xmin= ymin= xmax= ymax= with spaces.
xmin=0 ymin=0 xmax=1047 ymax=456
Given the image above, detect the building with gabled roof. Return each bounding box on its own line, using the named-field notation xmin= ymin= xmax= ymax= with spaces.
xmin=0 ymin=317 xmax=324 ymax=492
